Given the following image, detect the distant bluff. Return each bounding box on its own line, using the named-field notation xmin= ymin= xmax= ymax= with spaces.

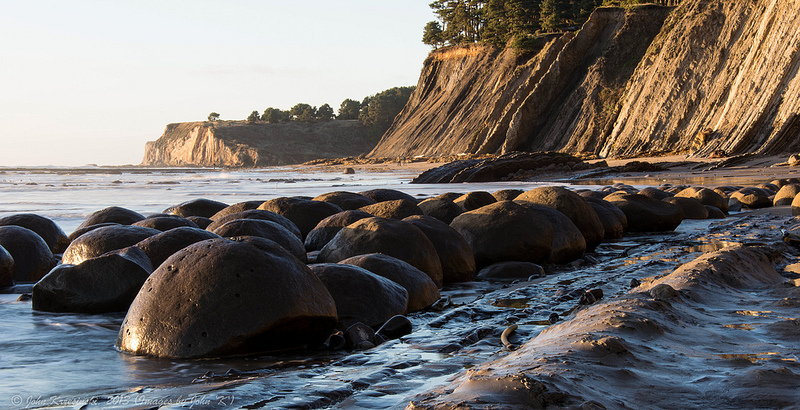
xmin=370 ymin=1 xmax=800 ymax=159
xmin=142 ymin=120 xmax=374 ymax=167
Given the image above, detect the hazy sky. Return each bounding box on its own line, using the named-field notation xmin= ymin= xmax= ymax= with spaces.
xmin=0 ymin=0 xmax=434 ymax=166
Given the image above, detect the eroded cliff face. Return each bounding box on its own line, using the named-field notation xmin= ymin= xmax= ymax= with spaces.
xmin=142 ymin=120 xmax=374 ymax=167
xmin=371 ymin=0 xmax=800 ymax=159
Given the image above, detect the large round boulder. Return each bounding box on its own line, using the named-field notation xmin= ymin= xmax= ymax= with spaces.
xmin=210 ymin=201 xmax=265 ymax=220
xmin=403 ymin=215 xmax=476 ymax=283
xmin=357 ymin=189 xmax=417 ymax=203
xmin=304 ymin=210 xmax=373 ymax=252
xmin=313 ymin=191 xmax=376 ymax=211
xmin=163 ymin=198 xmax=229 ymax=218
xmin=585 ymin=197 xmax=627 ymax=239
xmin=637 ymin=187 xmax=673 ymax=200
xmin=450 ymin=201 xmax=553 ymax=268
xmin=134 ymin=227 xmax=221 ymax=268
xmin=133 ymin=216 xmax=199 ymax=231
xmin=515 ymin=202 xmax=586 ymax=264
xmin=339 ymin=254 xmax=439 ymax=312
xmin=206 ymin=209 xmax=301 ymax=239
xmin=211 ymin=219 xmax=306 ymax=262
xmin=309 ymin=263 xmax=407 ymax=330
xmin=0 ymin=214 xmax=70 ymax=254
xmin=116 ymin=239 xmax=337 ymax=358
xmin=258 ymin=197 xmax=342 ymax=239
xmin=0 ymin=245 xmax=14 ymax=288
xmin=515 ymin=186 xmax=604 ymax=250
xmin=62 ymin=225 xmax=161 ymax=265
xmin=774 ymin=184 xmax=800 ymax=206
xmin=417 ymin=198 xmax=463 ymax=224
xmin=492 ymin=189 xmax=524 ymax=201
xmin=663 ymin=197 xmax=708 ymax=219
xmin=318 ymin=217 xmax=443 ymax=287
xmin=792 ymin=193 xmax=800 ymax=216
xmin=359 ymin=199 xmax=423 ymax=220
xmin=477 ymin=261 xmax=545 ymax=281
xmin=675 ymin=187 xmax=728 ymax=213
xmin=76 ymin=206 xmax=145 ymax=230
xmin=604 ymin=193 xmax=684 ymax=232
xmin=730 ymin=188 xmax=772 ymax=209
xmin=32 ymin=247 xmax=153 ymax=313
xmin=454 ymin=191 xmax=497 ymax=212
xmin=68 ymin=223 xmax=120 ymax=242
xmin=0 ymin=226 xmax=56 ymax=283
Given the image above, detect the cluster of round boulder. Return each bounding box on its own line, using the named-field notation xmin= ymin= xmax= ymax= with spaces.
xmin=0 ymin=178 xmax=797 ymax=359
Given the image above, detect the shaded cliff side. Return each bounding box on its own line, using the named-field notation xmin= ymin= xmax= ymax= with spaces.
xmin=370 ymin=0 xmax=800 ymax=159
xmin=142 ymin=120 xmax=375 ymax=167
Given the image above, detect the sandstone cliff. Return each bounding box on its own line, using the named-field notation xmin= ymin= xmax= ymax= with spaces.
xmin=370 ymin=0 xmax=800 ymax=159
xmin=141 ymin=120 xmax=374 ymax=167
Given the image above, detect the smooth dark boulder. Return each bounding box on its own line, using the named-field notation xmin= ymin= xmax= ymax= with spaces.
xmin=730 ymin=188 xmax=772 ymax=209
xmin=417 ymin=198 xmax=463 ymax=224
xmin=206 ymin=209 xmax=301 ymax=239
xmin=68 ymin=223 xmax=120 ymax=242
xmin=792 ymin=193 xmax=800 ymax=216
xmin=477 ymin=261 xmax=545 ymax=281
xmin=313 ymin=191 xmax=376 ymax=211
xmin=186 ymin=216 xmax=212 ymax=229
xmin=664 ymin=197 xmax=709 ymax=219
xmin=304 ymin=210 xmax=373 ymax=252
xmin=77 ymin=206 xmax=145 ymax=230
xmin=774 ymin=184 xmax=800 ymax=206
xmin=340 ymin=253 xmax=439 ymax=312
xmin=403 ymin=215 xmax=476 ymax=283
xmin=211 ymin=219 xmax=306 ymax=262
xmin=258 ymin=197 xmax=343 ymax=239
xmin=515 ymin=186 xmax=604 ymax=250
xmin=309 ymin=263 xmax=407 ymax=330
xmin=135 ymin=227 xmax=221 ymax=268
xmin=116 ymin=239 xmax=337 ymax=358
xmin=492 ymin=189 xmax=524 ymax=201
xmin=586 ymin=197 xmax=627 ymax=239
xmin=515 ymin=202 xmax=586 ymax=264
xmin=0 ymin=245 xmax=13 ymax=288
xmin=0 ymin=214 xmax=70 ymax=254
xmin=637 ymin=187 xmax=673 ymax=200
xmin=32 ymin=247 xmax=153 ymax=314
xmin=163 ymin=198 xmax=229 ymax=218
xmin=133 ymin=216 xmax=199 ymax=231
xmin=62 ymin=225 xmax=161 ymax=265
xmin=450 ymin=201 xmax=553 ymax=268
xmin=318 ymin=217 xmax=443 ymax=287
xmin=578 ymin=190 xmax=609 ymax=200
xmin=358 ymin=199 xmax=423 ymax=220
xmin=375 ymin=315 xmax=413 ymax=340
xmin=604 ymin=193 xmax=684 ymax=232
xmin=357 ymin=189 xmax=417 ymax=203
xmin=0 ymin=226 xmax=56 ymax=283
xmin=454 ymin=191 xmax=497 ymax=212
xmin=210 ymin=201 xmax=265 ymax=220
xmin=411 ymin=152 xmax=584 ymax=183
xmin=433 ymin=192 xmax=464 ymax=202
xmin=675 ymin=187 xmax=729 ymax=213
xmin=705 ymin=205 xmax=726 ymax=219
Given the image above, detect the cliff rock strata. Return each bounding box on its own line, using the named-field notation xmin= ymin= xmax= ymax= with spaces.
xmin=142 ymin=121 xmax=374 ymax=167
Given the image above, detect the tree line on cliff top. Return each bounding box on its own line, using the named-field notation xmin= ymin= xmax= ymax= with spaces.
xmin=422 ymin=0 xmax=672 ymax=49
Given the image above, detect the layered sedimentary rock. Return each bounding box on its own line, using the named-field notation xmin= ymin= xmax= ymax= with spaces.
xmin=142 ymin=120 xmax=374 ymax=167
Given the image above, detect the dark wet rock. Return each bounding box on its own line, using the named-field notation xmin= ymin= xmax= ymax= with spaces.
xmin=116 ymin=238 xmax=337 ymax=358
xmin=228 ymin=235 xmax=307 ymax=263
xmin=0 ymin=214 xmax=70 ymax=254
xmin=339 ymin=253 xmax=439 ymax=312
xmin=309 ymin=263 xmax=408 ymax=330
xmin=318 ymin=217 xmax=443 ymax=287
xmin=663 ymin=197 xmax=709 ymax=220
xmin=705 ymin=205 xmax=727 ymax=219
xmin=134 ymin=227 xmax=221 ymax=269
xmin=32 ymin=247 xmax=153 ymax=314
xmin=515 ymin=186 xmax=604 ymax=251
xmin=343 ymin=322 xmax=377 ymax=350
xmin=757 ymin=182 xmax=779 ymax=194
xmin=792 ymin=194 xmax=800 ymax=216
xmin=578 ymin=190 xmax=609 ymax=200
xmin=210 ymin=201 xmax=265 ymax=220
xmin=0 ymin=226 xmax=56 ymax=283
xmin=68 ymin=223 xmax=120 ymax=242
xmin=258 ymin=197 xmax=343 ymax=239
xmin=403 ymin=215 xmax=476 ymax=284
xmin=313 ymin=191 xmax=376 ymax=211
xmin=411 ymin=152 xmax=584 ymax=183
xmin=585 ymin=197 xmax=627 ymax=239
xmin=359 ymin=199 xmax=423 ymax=220
xmin=515 ymin=202 xmax=586 ymax=264
xmin=450 ymin=201 xmax=553 ymax=268
xmin=417 ymin=198 xmax=463 ymax=224
xmin=637 ymin=187 xmax=673 ymax=200
xmin=0 ymin=245 xmax=13 ymax=288
xmin=133 ymin=216 xmax=199 ymax=231
xmin=578 ymin=289 xmax=604 ymax=305
xmin=454 ymin=191 xmax=497 ymax=212
xmin=206 ymin=209 xmax=301 ymax=239
xmin=343 ymin=167 xmax=355 ymax=174
xmin=433 ymin=192 xmax=464 ymax=202
xmin=492 ymin=189 xmax=524 ymax=201
xmin=604 ymin=193 xmax=684 ymax=232
xmin=731 ymin=188 xmax=773 ymax=209
xmin=476 ymin=261 xmax=544 ymax=281
xmin=304 ymin=210 xmax=373 ymax=252
xmin=62 ymin=225 xmax=161 ymax=265
xmin=324 ymin=331 xmax=345 ymax=350
xmin=649 ymin=283 xmax=679 ymax=300
xmin=186 ymin=216 xmax=212 ymax=229
xmin=357 ymin=189 xmax=418 ymax=203
xmin=163 ymin=198 xmax=229 ymax=218
xmin=76 ymin=206 xmax=145 ymax=230
xmin=211 ymin=219 xmax=306 ymax=262
xmin=774 ymin=184 xmax=800 ymax=206
xmin=675 ymin=187 xmax=729 ymax=213
xmin=376 ymin=315 xmax=413 ymax=340
xmin=729 ymin=197 xmax=744 ymax=212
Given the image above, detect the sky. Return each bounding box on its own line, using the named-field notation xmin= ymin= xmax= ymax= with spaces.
xmin=0 ymin=0 xmax=434 ymax=166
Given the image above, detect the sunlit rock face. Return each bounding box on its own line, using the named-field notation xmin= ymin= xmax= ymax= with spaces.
xmin=116 ymin=238 xmax=337 ymax=359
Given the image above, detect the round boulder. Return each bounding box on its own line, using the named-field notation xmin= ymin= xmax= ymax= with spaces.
xmin=62 ymin=225 xmax=161 ymax=265
xmin=68 ymin=223 xmax=119 ymax=242
xmin=492 ymin=189 xmax=524 ymax=201
xmin=318 ymin=217 xmax=443 ymax=287
xmin=0 ymin=245 xmax=14 ymax=288
xmin=210 ymin=201 xmax=265 ymax=220
xmin=116 ymin=239 xmax=337 ymax=358
xmin=663 ymin=197 xmax=709 ymax=220
xmin=206 ymin=209 xmax=301 ymax=239
xmin=403 ymin=215 xmax=476 ymax=284
xmin=339 ymin=254 xmax=439 ymax=312
xmin=258 ymin=197 xmax=343 ymax=239
xmin=730 ymin=188 xmax=772 ymax=209
xmin=0 ymin=226 xmax=56 ymax=283
xmin=792 ymin=194 xmax=800 ymax=216
xmin=0 ymin=214 xmax=70 ymax=254
xmin=163 ymin=198 xmax=229 ymax=218
xmin=304 ymin=210 xmax=373 ymax=252
xmin=516 ymin=202 xmax=586 ymax=264
xmin=135 ymin=226 xmax=221 ymax=268
xmin=32 ymin=247 xmax=153 ymax=314
xmin=359 ymin=199 xmax=423 ymax=220
xmin=637 ymin=187 xmax=673 ymax=200
xmin=774 ymin=184 xmax=800 ymax=206
xmin=211 ymin=219 xmax=306 ymax=262
xmin=133 ymin=216 xmax=199 ymax=231
xmin=705 ymin=205 xmax=726 ymax=219
xmin=357 ymin=189 xmax=417 ymax=203
xmin=477 ymin=261 xmax=545 ymax=281
xmin=313 ymin=191 xmax=376 ymax=211
xmin=77 ymin=206 xmax=145 ymax=230
xmin=604 ymin=193 xmax=684 ymax=232
xmin=585 ymin=197 xmax=627 ymax=239
xmin=454 ymin=191 xmax=497 ymax=212
xmin=675 ymin=187 xmax=728 ymax=213
xmin=309 ymin=263 xmax=407 ymax=330
xmin=417 ymin=198 xmax=463 ymax=224
xmin=515 ymin=186 xmax=604 ymax=250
